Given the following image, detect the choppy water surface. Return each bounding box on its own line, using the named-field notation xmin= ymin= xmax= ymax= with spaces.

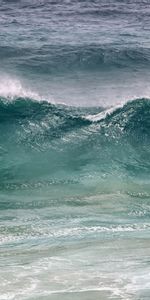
xmin=0 ymin=1 xmax=150 ymax=299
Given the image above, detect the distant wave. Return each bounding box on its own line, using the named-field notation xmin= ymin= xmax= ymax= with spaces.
xmin=1 ymin=45 xmax=150 ymax=74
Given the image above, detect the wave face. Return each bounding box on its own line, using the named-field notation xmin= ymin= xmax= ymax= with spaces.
xmin=1 ymin=97 xmax=150 ymax=189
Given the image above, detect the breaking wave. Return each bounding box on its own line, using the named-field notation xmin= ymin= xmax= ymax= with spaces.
xmin=0 ymin=96 xmax=150 ymax=191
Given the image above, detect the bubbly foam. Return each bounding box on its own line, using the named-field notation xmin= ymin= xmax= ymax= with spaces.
xmin=84 ymin=105 xmax=122 ymax=122
xmin=0 ymin=76 xmax=44 ymax=101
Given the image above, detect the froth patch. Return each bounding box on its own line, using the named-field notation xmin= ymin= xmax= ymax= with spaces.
xmin=0 ymin=76 xmax=45 ymax=101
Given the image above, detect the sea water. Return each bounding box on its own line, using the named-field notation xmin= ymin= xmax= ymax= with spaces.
xmin=0 ymin=1 xmax=150 ymax=299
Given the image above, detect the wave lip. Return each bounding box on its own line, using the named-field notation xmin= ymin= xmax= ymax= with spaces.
xmin=84 ymin=105 xmax=122 ymax=122
xmin=85 ymin=98 xmax=150 ymax=131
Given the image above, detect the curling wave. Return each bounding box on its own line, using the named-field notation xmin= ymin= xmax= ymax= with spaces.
xmin=0 ymin=97 xmax=150 ymax=191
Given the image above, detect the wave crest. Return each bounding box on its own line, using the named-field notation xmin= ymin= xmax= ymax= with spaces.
xmin=0 ymin=97 xmax=150 ymax=186
xmin=0 ymin=77 xmax=43 ymax=100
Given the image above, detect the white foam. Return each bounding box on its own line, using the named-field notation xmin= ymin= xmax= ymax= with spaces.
xmin=0 ymin=76 xmax=46 ymax=101
xmin=84 ymin=104 xmax=123 ymax=122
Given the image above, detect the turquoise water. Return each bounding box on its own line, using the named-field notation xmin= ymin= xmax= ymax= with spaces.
xmin=0 ymin=1 xmax=150 ymax=299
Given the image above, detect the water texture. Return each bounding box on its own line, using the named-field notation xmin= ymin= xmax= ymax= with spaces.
xmin=0 ymin=1 xmax=150 ymax=299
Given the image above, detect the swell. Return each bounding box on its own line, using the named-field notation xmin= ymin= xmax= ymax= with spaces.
xmin=1 ymin=45 xmax=150 ymax=73
xmin=0 ymin=97 xmax=150 ymax=190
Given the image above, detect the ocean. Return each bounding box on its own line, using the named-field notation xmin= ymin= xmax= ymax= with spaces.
xmin=0 ymin=0 xmax=150 ymax=299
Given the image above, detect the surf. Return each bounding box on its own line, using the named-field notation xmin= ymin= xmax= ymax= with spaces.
xmin=0 ymin=96 xmax=150 ymax=191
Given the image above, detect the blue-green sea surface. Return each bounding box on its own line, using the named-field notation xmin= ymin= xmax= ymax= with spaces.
xmin=0 ymin=1 xmax=150 ymax=299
